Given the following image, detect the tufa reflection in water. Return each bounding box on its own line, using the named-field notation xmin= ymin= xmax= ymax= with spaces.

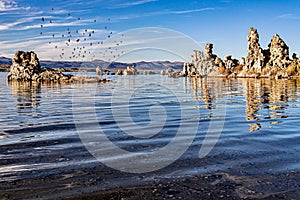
xmin=189 ymin=77 xmax=300 ymax=133
xmin=243 ymin=78 xmax=300 ymax=132
xmin=10 ymin=81 xmax=42 ymax=110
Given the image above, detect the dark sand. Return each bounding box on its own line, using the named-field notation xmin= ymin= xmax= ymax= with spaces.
xmin=2 ymin=170 xmax=299 ymax=199
xmin=66 ymin=172 xmax=300 ymax=200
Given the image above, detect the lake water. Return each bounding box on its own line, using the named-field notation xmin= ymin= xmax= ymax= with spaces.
xmin=1 ymin=72 xmax=300 ymax=199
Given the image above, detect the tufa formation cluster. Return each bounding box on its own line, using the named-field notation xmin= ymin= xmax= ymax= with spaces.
xmin=184 ymin=27 xmax=300 ymax=78
xmin=7 ymin=51 xmax=73 ymax=82
xmin=7 ymin=51 xmax=109 ymax=83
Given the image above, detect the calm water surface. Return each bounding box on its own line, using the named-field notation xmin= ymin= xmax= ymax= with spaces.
xmin=0 ymin=72 xmax=300 ymax=198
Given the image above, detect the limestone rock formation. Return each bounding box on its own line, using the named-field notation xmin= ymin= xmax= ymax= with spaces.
xmin=240 ymin=57 xmax=246 ymax=65
xmin=116 ymin=69 xmax=123 ymax=75
xmin=245 ymin=27 xmax=265 ymax=72
xmin=182 ymin=27 xmax=298 ymax=78
xmin=7 ymin=51 xmax=74 ymax=83
xmin=96 ymin=66 xmax=103 ymax=76
xmin=7 ymin=51 xmax=41 ymax=81
xmin=184 ymin=44 xmax=219 ymax=77
xmin=266 ymin=34 xmax=291 ymax=69
xmin=123 ymin=65 xmax=138 ymax=75
xmin=223 ymin=55 xmax=239 ymax=72
xmin=205 ymin=43 xmax=217 ymax=61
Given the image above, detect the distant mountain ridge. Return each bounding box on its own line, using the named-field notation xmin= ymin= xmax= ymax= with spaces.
xmin=0 ymin=57 xmax=183 ymax=71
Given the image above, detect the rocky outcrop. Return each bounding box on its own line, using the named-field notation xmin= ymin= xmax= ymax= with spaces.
xmin=7 ymin=51 xmax=109 ymax=83
xmin=96 ymin=66 xmax=102 ymax=76
xmin=116 ymin=69 xmax=123 ymax=75
xmin=245 ymin=27 xmax=265 ymax=72
xmin=266 ymin=34 xmax=291 ymax=69
xmin=183 ymin=27 xmax=299 ymax=78
xmin=123 ymin=65 xmax=138 ymax=75
xmin=7 ymin=51 xmax=74 ymax=83
xmin=184 ymin=44 xmax=219 ymax=77
xmin=224 ymin=55 xmax=239 ymax=72
xmin=7 ymin=51 xmax=41 ymax=81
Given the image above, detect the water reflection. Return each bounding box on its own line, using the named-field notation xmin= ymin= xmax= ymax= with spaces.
xmin=189 ymin=77 xmax=239 ymax=109
xmin=189 ymin=77 xmax=300 ymax=133
xmin=10 ymin=81 xmax=41 ymax=110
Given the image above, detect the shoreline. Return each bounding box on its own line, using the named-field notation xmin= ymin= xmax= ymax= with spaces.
xmin=66 ymin=170 xmax=300 ymax=200
xmin=1 ymin=169 xmax=299 ymax=199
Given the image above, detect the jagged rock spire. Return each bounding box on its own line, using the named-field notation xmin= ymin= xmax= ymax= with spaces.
xmin=266 ymin=34 xmax=291 ymax=68
xmin=245 ymin=27 xmax=265 ymax=71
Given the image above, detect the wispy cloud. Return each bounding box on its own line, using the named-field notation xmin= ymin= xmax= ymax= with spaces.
xmin=109 ymin=0 xmax=157 ymax=8
xmin=0 ymin=17 xmax=40 ymax=31
xmin=276 ymin=13 xmax=300 ymax=20
xmin=15 ymin=19 xmax=95 ymax=31
xmin=118 ymin=0 xmax=157 ymax=7
xmin=111 ymin=7 xmax=217 ymax=22
xmin=0 ymin=0 xmax=17 ymax=11
xmin=0 ymin=0 xmax=30 ymax=11
xmin=169 ymin=7 xmax=216 ymax=14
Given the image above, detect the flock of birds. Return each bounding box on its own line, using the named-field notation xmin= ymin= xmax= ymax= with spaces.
xmin=39 ymin=8 xmax=126 ymax=61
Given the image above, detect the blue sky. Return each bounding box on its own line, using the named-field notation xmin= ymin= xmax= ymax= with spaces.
xmin=0 ymin=0 xmax=300 ymax=62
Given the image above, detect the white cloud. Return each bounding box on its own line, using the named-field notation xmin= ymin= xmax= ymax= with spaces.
xmin=0 ymin=0 xmax=30 ymax=11
xmin=276 ymin=13 xmax=300 ymax=20
xmin=111 ymin=7 xmax=216 ymax=22
xmin=0 ymin=17 xmax=37 ymax=31
xmin=170 ymin=8 xmax=216 ymax=14
xmin=0 ymin=0 xmax=17 ymax=11
xmin=116 ymin=0 xmax=157 ymax=8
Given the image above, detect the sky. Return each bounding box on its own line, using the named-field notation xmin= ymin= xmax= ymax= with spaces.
xmin=0 ymin=0 xmax=300 ymax=62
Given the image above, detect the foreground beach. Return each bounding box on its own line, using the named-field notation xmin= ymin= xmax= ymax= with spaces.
xmin=69 ymin=171 xmax=300 ymax=199
xmin=2 ymin=169 xmax=300 ymax=199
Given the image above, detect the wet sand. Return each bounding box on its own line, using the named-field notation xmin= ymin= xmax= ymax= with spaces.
xmin=1 ymin=169 xmax=299 ymax=199
xmin=67 ymin=171 xmax=300 ymax=200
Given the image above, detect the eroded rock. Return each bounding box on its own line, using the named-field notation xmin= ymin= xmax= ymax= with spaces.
xmin=266 ymin=34 xmax=291 ymax=69
xmin=123 ymin=65 xmax=138 ymax=75
xmin=183 ymin=27 xmax=299 ymax=78
xmin=7 ymin=51 xmax=108 ymax=83
xmin=7 ymin=51 xmax=41 ymax=81
xmin=245 ymin=27 xmax=265 ymax=72
xmin=184 ymin=44 xmax=219 ymax=77
xmin=116 ymin=69 xmax=123 ymax=75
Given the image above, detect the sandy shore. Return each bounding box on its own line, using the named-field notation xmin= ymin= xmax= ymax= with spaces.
xmin=64 ymin=171 xmax=300 ymax=200
xmin=2 ymin=170 xmax=298 ymax=199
